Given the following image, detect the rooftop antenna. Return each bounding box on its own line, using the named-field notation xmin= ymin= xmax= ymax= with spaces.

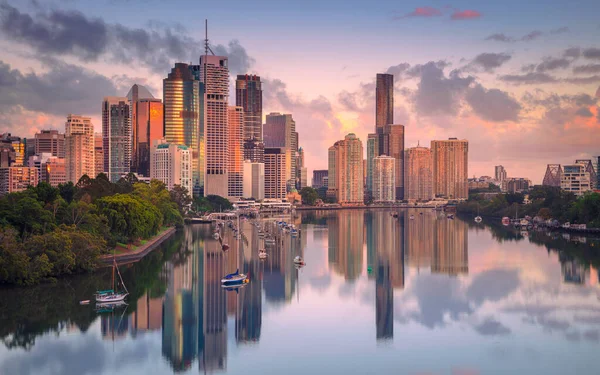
xmin=204 ymin=19 xmax=215 ymax=57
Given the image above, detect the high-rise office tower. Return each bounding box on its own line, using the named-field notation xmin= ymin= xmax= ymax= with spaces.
xmin=236 ymin=75 xmax=263 ymax=141
xmin=127 ymin=84 xmax=155 ymax=174
xmin=200 ymin=55 xmax=229 ymax=196
xmin=94 ymin=133 xmax=103 ymax=178
xmin=431 ymin=138 xmax=469 ymax=199
xmin=296 ymin=147 xmax=307 ymax=189
xmin=65 ymin=114 xmax=95 ymax=183
xmin=243 ymin=160 xmax=265 ymax=200
xmin=328 ymin=134 xmax=364 ymax=205
xmin=243 ymin=139 xmax=265 ymax=163
xmin=34 ymin=130 xmax=65 ymax=158
xmin=312 ymin=170 xmax=328 ymax=189
xmin=404 ymin=146 xmax=433 ymax=201
xmin=264 ymin=147 xmax=287 ymax=199
xmin=133 ymin=98 xmax=164 ymax=177
xmin=376 ymin=73 xmax=393 ymax=128
xmin=164 ymin=63 xmax=203 ymax=196
xmin=366 ymin=133 xmax=378 ymax=196
xmin=494 ymin=165 xmax=507 ymax=184
xmin=228 ymin=106 xmax=244 ymax=199
xmin=102 ymin=96 xmax=131 ymax=182
xmin=377 ymin=124 xmax=404 ymax=199
xmin=150 ymin=139 xmax=193 ymax=194
xmin=373 ymin=155 xmax=396 ymax=203
xmin=264 ymin=113 xmax=296 ymax=185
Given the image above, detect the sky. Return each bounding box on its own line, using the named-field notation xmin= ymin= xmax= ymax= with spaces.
xmin=0 ymin=0 xmax=599 ymax=183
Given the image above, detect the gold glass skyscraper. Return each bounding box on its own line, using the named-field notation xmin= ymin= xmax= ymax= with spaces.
xmin=431 ymin=138 xmax=468 ymax=199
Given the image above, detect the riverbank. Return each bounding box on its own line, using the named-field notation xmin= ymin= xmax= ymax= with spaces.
xmin=100 ymin=227 xmax=177 ymax=265
xmin=295 ymin=205 xmax=442 ymax=211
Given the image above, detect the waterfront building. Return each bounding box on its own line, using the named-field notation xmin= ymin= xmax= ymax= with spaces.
xmin=94 ymin=133 xmax=104 ymax=178
xmin=296 ymin=147 xmax=307 ymax=189
xmin=0 ymin=166 xmax=38 ymax=195
xmin=561 ymin=164 xmax=591 ymax=196
xmin=575 ymin=159 xmax=597 ymax=190
xmin=494 ymin=165 xmax=507 ymax=185
xmin=43 ymin=157 xmax=66 ymax=187
xmin=200 ymin=55 xmax=229 ymax=197
xmin=228 ymin=106 xmax=244 ymax=199
xmin=431 ymin=138 xmax=469 ymax=199
xmin=65 ymin=114 xmax=95 ymax=183
xmin=150 ymin=139 xmax=192 ymax=194
xmin=312 ymin=170 xmax=328 ymax=189
xmin=542 ymin=164 xmax=562 ymax=187
xmin=34 ymin=130 xmax=65 ymax=158
xmin=328 ymin=134 xmax=364 ymax=205
xmin=264 ymin=147 xmax=287 ymax=199
xmin=376 ymin=73 xmax=393 ymax=128
xmin=236 ymin=75 xmax=262 ymax=141
xmin=404 ymin=146 xmax=433 ymax=201
xmin=366 ymin=133 xmax=378 ymax=196
xmin=504 ymin=177 xmax=531 ymax=193
xmin=264 ymin=113 xmax=296 ymax=184
xmin=133 ymin=98 xmax=163 ymax=177
xmin=102 ymin=96 xmax=130 ymax=182
xmin=377 ymin=124 xmax=404 ymax=199
xmin=373 ymin=155 xmax=396 ymax=203
xmin=243 ymin=160 xmax=265 ymax=200
xmin=243 ymin=138 xmax=264 ymax=163
xmin=164 ymin=63 xmax=203 ymax=196
xmin=127 ymin=84 xmax=155 ymax=175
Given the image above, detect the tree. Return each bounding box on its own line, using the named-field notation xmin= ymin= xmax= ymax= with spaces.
xmin=170 ymin=184 xmax=192 ymax=214
xmin=58 ymin=182 xmax=77 ymax=203
xmin=300 ymin=187 xmax=319 ymax=206
xmin=97 ymin=194 xmax=162 ymax=242
xmin=537 ymin=207 xmax=552 ymax=220
xmin=0 ymin=228 xmax=30 ymax=285
xmin=24 ymin=230 xmax=75 ymax=276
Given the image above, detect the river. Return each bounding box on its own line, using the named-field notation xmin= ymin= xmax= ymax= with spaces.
xmin=1 ymin=209 xmax=600 ymax=375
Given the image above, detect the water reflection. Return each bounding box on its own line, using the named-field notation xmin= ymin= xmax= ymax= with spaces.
xmin=2 ymin=210 xmax=600 ymax=375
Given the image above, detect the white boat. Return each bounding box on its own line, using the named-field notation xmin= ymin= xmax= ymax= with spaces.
xmin=502 ymin=217 xmax=510 ymax=226
xmin=212 ymin=232 xmax=220 ymax=240
xmin=221 ymin=269 xmax=248 ymax=285
xmin=259 ymin=249 xmax=268 ymax=259
xmin=265 ymin=238 xmax=275 ymax=244
xmin=474 ymin=216 xmax=482 ymax=223
xmin=293 ymin=256 xmax=305 ymax=265
xmin=409 ymin=215 xmax=415 ymax=220
xmin=95 ymin=259 xmax=129 ymax=303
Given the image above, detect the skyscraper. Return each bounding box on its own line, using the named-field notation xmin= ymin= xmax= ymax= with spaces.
xmin=243 ymin=160 xmax=265 ymax=200
xmin=200 ymin=55 xmax=229 ymax=196
xmin=377 ymin=124 xmax=404 ymax=199
xmin=329 ymin=134 xmax=364 ymax=205
xmin=150 ymin=139 xmax=193 ymax=194
xmin=133 ymin=98 xmax=163 ymax=177
xmin=102 ymin=96 xmax=131 ymax=182
xmin=264 ymin=147 xmax=287 ymax=199
xmin=65 ymin=114 xmax=95 ymax=183
xmin=34 ymin=130 xmax=65 ymax=158
xmin=366 ymin=133 xmax=378 ymax=196
xmin=312 ymin=170 xmax=328 ymax=189
xmin=228 ymin=106 xmax=244 ymax=199
xmin=494 ymin=165 xmax=507 ymax=184
xmin=163 ymin=63 xmax=203 ymax=196
xmin=94 ymin=133 xmax=103 ymax=177
xmin=431 ymin=138 xmax=469 ymax=199
xmin=376 ymin=73 xmax=393 ymax=128
xmin=243 ymin=139 xmax=265 ymax=163
xmin=404 ymin=146 xmax=433 ymax=201
xmin=264 ymin=113 xmax=296 ymax=185
xmin=236 ymin=75 xmax=263 ymax=141
xmin=373 ymin=155 xmax=396 ymax=203
xmin=128 ymin=84 xmax=155 ymax=174
xmin=296 ymin=147 xmax=307 ymax=189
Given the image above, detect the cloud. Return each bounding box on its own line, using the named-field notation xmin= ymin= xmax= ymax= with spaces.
xmin=583 ymin=48 xmax=600 ymax=60
xmin=550 ymin=27 xmax=570 ymax=34
xmin=575 ymin=107 xmax=594 ymax=117
xmin=465 ymin=269 xmax=520 ymax=303
xmin=451 ymin=10 xmax=482 ymax=20
xmin=485 ymin=30 xmax=544 ymax=43
xmin=465 ymin=84 xmax=521 ymax=122
xmin=385 ymin=62 xmax=411 ymax=80
xmin=0 ymin=4 xmax=254 ymax=74
xmin=471 ymin=52 xmax=512 ymax=72
xmin=338 ymin=90 xmax=360 ymax=112
xmin=499 ymin=72 xmax=558 ymax=85
xmin=474 ymin=318 xmax=511 ymax=336
xmin=395 ymin=6 xmax=442 ymax=19
xmin=521 ymin=30 xmax=543 ymax=41
xmin=564 ymin=47 xmax=582 ymax=58
xmin=535 ymin=57 xmax=571 ymax=72
xmin=564 ymin=75 xmax=600 ymax=84
xmin=573 ymin=64 xmax=600 ymax=74
xmin=485 ymin=33 xmax=514 ymax=43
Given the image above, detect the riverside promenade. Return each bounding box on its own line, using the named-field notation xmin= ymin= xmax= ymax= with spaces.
xmin=100 ymin=227 xmax=177 ymax=265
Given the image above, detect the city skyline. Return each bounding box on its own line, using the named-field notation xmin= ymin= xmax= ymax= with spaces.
xmin=0 ymin=1 xmax=599 ymax=183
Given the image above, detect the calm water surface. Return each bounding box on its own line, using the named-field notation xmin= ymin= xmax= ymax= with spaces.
xmin=2 ymin=210 xmax=600 ymax=375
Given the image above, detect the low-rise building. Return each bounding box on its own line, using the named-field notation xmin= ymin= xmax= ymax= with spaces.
xmin=0 ymin=166 xmax=38 ymax=195
xmin=150 ymin=139 xmax=192 ymax=194
xmin=561 ymin=164 xmax=591 ymax=196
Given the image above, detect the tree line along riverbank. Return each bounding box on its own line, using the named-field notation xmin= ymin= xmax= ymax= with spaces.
xmin=0 ymin=174 xmax=189 ymax=286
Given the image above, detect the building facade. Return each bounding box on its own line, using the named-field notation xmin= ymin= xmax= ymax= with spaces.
xmin=0 ymin=167 xmax=38 ymax=195
xmin=264 ymin=147 xmax=287 ymax=199
xmin=561 ymin=164 xmax=591 ymax=196
xmin=94 ymin=133 xmax=103 ymax=178
xmin=373 ymin=155 xmax=396 ymax=203
xmin=366 ymin=133 xmax=378 ymax=197
xmin=65 ymin=114 xmax=95 ymax=183
xmin=164 ymin=63 xmax=203 ymax=196
xmin=505 ymin=177 xmax=531 ymax=193
xmin=431 ymin=138 xmax=469 ymax=199
xmin=102 ymin=96 xmax=131 ymax=182
xmin=264 ymin=113 xmax=296 ymax=184
xmin=43 ymin=157 xmax=67 ymax=187
xmin=312 ymin=170 xmax=328 ymax=189
xmin=575 ymin=159 xmax=597 ymax=190
xmin=243 ymin=160 xmax=265 ymax=200
xmin=200 ymin=55 xmax=229 ymax=197
xmin=235 ymin=75 xmax=263 ymax=142
xmin=35 ymin=130 xmax=65 ymax=158
xmin=377 ymin=124 xmax=405 ymax=200
xmin=494 ymin=165 xmax=507 ymax=184
xmin=228 ymin=106 xmax=244 ymax=199
xmin=329 ymin=134 xmax=364 ymax=205
xmin=134 ymin=98 xmax=163 ymax=177
xmin=404 ymin=146 xmax=433 ymax=201
xmin=150 ymin=139 xmax=193 ymax=194
xmin=376 ymin=73 xmax=393 ymax=128
xmin=243 ymin=138 xmax=265 ymax=163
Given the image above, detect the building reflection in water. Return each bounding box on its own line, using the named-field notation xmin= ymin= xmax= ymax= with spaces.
xmin=560 ymin=256 xmax=588 ymax=285
xmin=328 ymin=211 xmax=364 ymax=281
xmin=431 ymin=216 xmax=468 ymax=276
xmin=263 ymin=221 xmax=301 ymax=304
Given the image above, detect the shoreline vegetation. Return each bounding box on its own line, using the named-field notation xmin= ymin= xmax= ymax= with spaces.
xmin=0 ymin=173 xmax=189 ymax=286
xmin=457 ymin=185 xmax=600 ymax=228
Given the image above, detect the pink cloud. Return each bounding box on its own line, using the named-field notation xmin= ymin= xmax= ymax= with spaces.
xmin=397 ymin=6 xmax=443 ymax=19
xmin=451 ymin=10 xmax=482 ymax=20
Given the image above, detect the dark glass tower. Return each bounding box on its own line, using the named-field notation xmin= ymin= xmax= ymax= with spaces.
xmin=236 ymin=75 xmax=263 ymax=142
xmin=376 ymin=73 xmax=393 ymax=128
